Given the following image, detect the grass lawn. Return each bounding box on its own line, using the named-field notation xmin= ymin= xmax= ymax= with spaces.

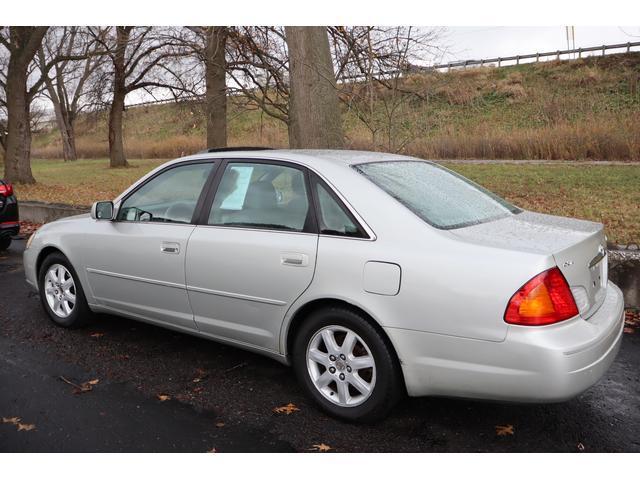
xmin=9 ymin=158 xmax=640 ymax=245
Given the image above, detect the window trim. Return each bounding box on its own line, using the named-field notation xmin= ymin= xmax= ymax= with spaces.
xmin=309 ymin=173 xmax=370 ymax=240
xmin=197 ymin=158 xmax=320 ymax=235
xmin=114 ymin=159 xmax=219 ymax=225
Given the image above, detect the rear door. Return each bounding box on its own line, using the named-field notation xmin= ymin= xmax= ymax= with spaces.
xmin=84 ymin=161 xmax=217 ymax=330
xmin=185 ymin=159 xmax=319 ymax=352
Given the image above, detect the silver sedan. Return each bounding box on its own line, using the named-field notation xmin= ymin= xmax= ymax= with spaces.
xmin=23 ymin=149 xmax=624 ymax=421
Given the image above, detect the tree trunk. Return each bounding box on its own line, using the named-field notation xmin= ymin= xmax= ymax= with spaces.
xmin=108 ymin=27 xmax=129 ymax=168
xmin=285 ymin=27 xmax=344 ymax=149
xmin=2 ymin=27 xmax=48 ymax=184
xmin=62 ymin=117 xmax=78 ymax=161
xmin=46 ymin=79 xmax=78 ymax=161
xmin=108 ymin=88 xmax=127 ymax=167
xmin=3 ymin=56 xmax=35 ymax=184
xmin=205 ymin=27 xmax=227 ymax=148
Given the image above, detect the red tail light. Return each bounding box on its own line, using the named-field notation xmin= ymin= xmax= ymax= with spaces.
xmin=0 ymin=182 xmax=13 ymax=196
xmin=504 ymin=267 xmax=578 ymax=326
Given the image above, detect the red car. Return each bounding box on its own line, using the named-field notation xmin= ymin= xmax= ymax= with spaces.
xmin=0 ymin=179 xmax=19 ymax=251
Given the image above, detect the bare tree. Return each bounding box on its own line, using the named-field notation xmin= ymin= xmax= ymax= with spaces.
xmin=37 ymin=27 xmax=105 ymax=161
xmin=88 ymin=26 xmax=187 ymax=167
xmin=0 ymin=27 xmax=48 ymax=183
xmin=226 ymin=26 xmax=290 ymax=124
xmin=330 ymin=26 xmax=442 ymax=152
xmin=285 ymin=26 xmax=343 ymax=148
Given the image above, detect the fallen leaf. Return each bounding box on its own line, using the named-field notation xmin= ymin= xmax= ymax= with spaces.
xmin=207 ymin=447 xmax=217 ymax=453
xmin=577 ymin=442 xmax=585 ymax=451
xmin=157 ymin=394 xmax=171 ymax=402
xmin=623 ymin=327 xmax=635 ymax=334
xmin=192 ymin=368 xmax=208 ymax=383
xmin=192 ymin=386 xmax=204 ymax=394
xmin=90 ymin=332 xmax=105 ymax=338
xmin=59 ymin=376 xmax=100 ymax=394
xmin=309 ymin=443 xmax=332 ymax=452
xmin=2 ymin=417 xmax=21 ymax=425
xmin=17 ymin=423 xmax=36 ymax=432
xmin=495 ymin=424 xmax=515 ymax=436
xmin=273 ymin=403 xmax=300 ymax=415
xmin=215 ymin=422 xmax=225 ymax=428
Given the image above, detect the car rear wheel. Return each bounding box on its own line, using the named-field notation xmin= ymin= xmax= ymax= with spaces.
xmin=292 ymin=306 xmax=403 ymax=422
xmin=38 ymin=252 xmax=91 ymax=328
xmin=0 ymin=236 xmax=10 ymax=251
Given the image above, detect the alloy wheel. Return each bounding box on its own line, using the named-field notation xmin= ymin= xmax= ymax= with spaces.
xmin=306 ymin=325 xmax=377 ymax=407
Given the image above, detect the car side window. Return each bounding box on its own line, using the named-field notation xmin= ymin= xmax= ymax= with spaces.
xmin=315 ymin=181 xmax=366 ymax=238
xmin=117 ymin=163 xmax=214 ymax=224
xmin=208 ymin=162 xmax=310 ymax=232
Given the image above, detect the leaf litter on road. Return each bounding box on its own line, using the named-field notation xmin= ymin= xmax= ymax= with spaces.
xmin=309 ymin=443 xmax=332 ymax=452
xmin=273 ymin=403 xmax=300 ymax=415
xmin=157 ymin=394 xmax=171 ymax=402
xmin=2 ymin=416 xmax=36 ymax=432
xmin=495 ymin=424 xmax=515 ymax=436
xmin=59 ymin=376 xmax=100 ymax=394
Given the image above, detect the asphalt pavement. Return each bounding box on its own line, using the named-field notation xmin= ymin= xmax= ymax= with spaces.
xmin=1 ymin=239 xmax=639 ymax=452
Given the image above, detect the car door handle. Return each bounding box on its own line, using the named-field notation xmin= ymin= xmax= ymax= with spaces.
xmin=161 ymin=242 xmax=180 ymax=254
xmin=281 ymin=253 xmax=308 ymax=267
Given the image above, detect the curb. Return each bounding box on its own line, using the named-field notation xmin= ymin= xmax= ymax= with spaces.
xmin=19 ymin=200 xmax=90 ymax=224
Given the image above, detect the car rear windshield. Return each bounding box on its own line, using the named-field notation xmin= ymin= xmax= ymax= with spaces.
xmin=354 ymin=161 xmax=521 ymax=230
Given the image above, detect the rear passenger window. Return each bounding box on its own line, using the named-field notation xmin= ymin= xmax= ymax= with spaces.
xmin=315 ymin=182 xmax=365 ymax=238
xmin=208 ymin=163 xmax=310 ymax=232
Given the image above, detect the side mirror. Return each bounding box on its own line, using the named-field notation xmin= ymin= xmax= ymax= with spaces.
xmin=91 ymin=201 xmax=114 ymax=220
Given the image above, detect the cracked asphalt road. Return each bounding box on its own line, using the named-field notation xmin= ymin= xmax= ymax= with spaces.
xmin=1 ymin=239 xmax=639 ymax=452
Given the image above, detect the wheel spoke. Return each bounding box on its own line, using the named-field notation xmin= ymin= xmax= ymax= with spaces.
xmin=341 ymin=331 xmax=357 ymax=355
xmin=321 ymin=329 xmax=340 ymax=355
xmin=62 ymin=301 xmax=72 ymax=315
xmin=308 ymin=347 xmax=328 ymax=366
xmin=350 ymin=355 xmax=374 ymax=370
xmin=56 ymin=266 xmax=64 ymax=283
xmin=316 ymin=371 xmax=333 ymax=388
xmin=348 ymin=373 xmax=372 ymax=395
xmin=336 ymin=380 xmax=350 ymax=404
xmin=47 ymin=270 xmax=57 ymax=285
xmin=63 ymin=291 xmax=76 ymax=303
xmin=62 ymin=278 xmax=74 ymax=289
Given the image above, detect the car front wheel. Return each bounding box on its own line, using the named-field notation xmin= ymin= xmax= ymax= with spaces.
xmin=292 ymin=306 xmax=403 ymax=422
xmin=38 ymin=252 xmax=90 ymax=328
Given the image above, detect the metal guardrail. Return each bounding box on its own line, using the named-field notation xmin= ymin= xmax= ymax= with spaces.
xmin=428 ymin=41 xmax=640 ymax=71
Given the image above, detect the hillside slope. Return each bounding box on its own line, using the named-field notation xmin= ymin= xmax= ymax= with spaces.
xmin=32 ymin=53 xmax=640 ymax=161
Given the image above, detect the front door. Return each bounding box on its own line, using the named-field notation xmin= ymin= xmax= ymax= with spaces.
xmin=185 ymin=160 xmax=318 ymax=351
xmin=84 ymin=161 xmax=216 ymax=330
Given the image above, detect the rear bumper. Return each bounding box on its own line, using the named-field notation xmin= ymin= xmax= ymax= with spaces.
xmin=1 ymin=221 xmax=20 ymax=237
xmin=386 ymin=281 xmax=625 ymax=401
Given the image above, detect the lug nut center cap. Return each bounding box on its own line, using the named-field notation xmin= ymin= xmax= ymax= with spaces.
xmin=335 ymin=360 xmax=347 ymax=371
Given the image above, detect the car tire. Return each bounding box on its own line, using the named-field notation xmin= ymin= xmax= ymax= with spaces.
xmin=292 ymin=306 xmax=403 ymax=423
xmin=0 ymin=236 xmax=10 ymax=251
xmin=38 ymin=252 xmax=91 ymax=328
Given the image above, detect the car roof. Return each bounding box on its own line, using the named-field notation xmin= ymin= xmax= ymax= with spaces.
xmin=178 ymin=148 xmax=422 ymax=170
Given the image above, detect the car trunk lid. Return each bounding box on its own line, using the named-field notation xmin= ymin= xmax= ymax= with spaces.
xmin=450 ymin=211 xmax=607 ymax=319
